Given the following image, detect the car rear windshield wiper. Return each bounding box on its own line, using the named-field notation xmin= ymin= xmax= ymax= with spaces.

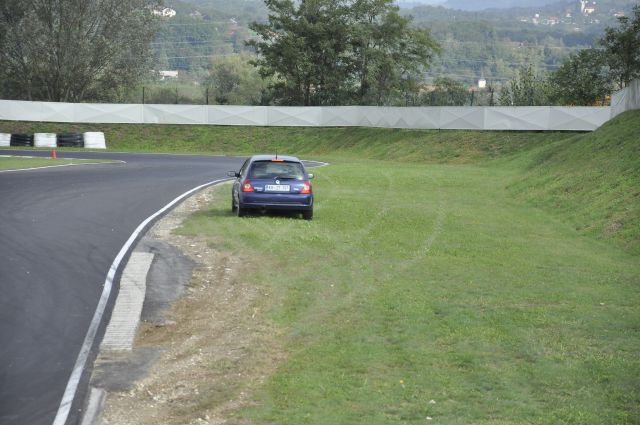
xmin=273 ymin=175 xmax=301 ymax=180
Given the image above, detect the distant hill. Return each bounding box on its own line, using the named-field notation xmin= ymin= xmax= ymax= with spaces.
xmin=442 ymin=0 xmax=567 ymax=10
xmin=155 ymin=0 xmax=634 ymax=87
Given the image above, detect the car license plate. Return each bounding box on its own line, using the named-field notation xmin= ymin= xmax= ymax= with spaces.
xmin=265 ymin=184 xmax=290 ymax=192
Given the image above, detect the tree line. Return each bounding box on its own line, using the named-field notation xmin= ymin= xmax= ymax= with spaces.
xmin=0 ymin=0 xmax=637 ymax=106
xmin=500 ymin=5 xmax=640 ymax=106
xmin=0 ymin=0 xmax=160 ymax=102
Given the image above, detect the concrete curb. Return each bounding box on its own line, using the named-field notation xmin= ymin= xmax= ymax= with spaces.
xmin=79 ymin=387 xmax=106 ymax=425
xmin=100 ymin=253 xmax=154 ymax=351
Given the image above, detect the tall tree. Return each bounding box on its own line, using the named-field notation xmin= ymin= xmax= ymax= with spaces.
xmin=499 ymin=64 xmax=551 ymax=106
xmin=350 ymin=0 xmax=439 ymax=105
xmin=549 ymin=48 xmax=611 ymax=106
xmin=0 ymin=0 xmax=161 ymax=102
xmin=204 ymin=54 xmax=267 ymax=105
xmin=420 ymin=76 xmax=468 ymax=106
xmin=599 ymin=5 xmax=640 ymax=89
xmin=249 ymin=0 xmax=352 ymax=106
xmin=248 ymin=0 xmax=439 ymax=106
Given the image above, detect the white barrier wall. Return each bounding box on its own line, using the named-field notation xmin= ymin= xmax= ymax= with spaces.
xmin=0 ymin=133 xmax=10 ymax=147
xmin=611 ymin=79 xmax=640 ymax=118
xmin=83 ymin=132 xmax=107 ymax=149
xmin=0 ymin=99 xmax=613 ymax=131
xmin=34 ymin=133 xmax=57 ymax=148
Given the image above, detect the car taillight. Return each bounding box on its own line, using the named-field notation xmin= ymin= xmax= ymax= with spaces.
xmin=301 ymin=181 xmax=312 ymax=194
xmin=243 ymin=180 xmax=254 ymax=192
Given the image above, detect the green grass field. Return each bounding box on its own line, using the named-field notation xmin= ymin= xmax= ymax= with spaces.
xmin=0 ymin=156 xmax=115 ymax=171
xmin=174 ymin=112 xmax=638 ymax=424
xmin=2 ymin=110 xmax=638 ymax=423
xmin=179 ymin=159 xmax=638 ymax=424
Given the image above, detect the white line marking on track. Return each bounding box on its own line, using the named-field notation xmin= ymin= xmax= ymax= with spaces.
xmin=52 ymin=177 xmax=231 ymax=425
xmin=0 ymin=160 xmax=125 ymax=173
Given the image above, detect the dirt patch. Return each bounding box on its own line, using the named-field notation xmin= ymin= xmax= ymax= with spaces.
xmin=99 ymin=183 xmax=284 ymax=425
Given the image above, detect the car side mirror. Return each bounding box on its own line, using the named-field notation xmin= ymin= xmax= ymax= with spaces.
xmin=308 ymin=173 xmax=314 ymax=180
xmin=227 ymin=171 xmax=239 ymax=178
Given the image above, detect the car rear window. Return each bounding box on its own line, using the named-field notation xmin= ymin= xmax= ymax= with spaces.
xmin=249 ymin=161 xmax=305 ymax=180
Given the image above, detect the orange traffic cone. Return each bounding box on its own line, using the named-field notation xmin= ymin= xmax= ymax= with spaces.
xmin=52 ymin=149 xmax=57 ymax=160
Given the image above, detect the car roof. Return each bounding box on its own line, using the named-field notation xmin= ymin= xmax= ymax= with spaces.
xmin=249 ymin=154 xmax=301 ymax=163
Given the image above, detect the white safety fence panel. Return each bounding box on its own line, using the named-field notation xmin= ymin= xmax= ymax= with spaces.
xmin=40 ymin=103 xmax=76 ymax=123
xmin=34 ymin=133 xmax=57 ymax=148
xmin=404 ymin=108 xmax=440 ymax=129
xmin=548 ymin=106 xmax=611 ymax=131
xmin=76 ymin=103 xmax=143 ymax=124
xmin=207 ymin=105 xmax=268 ymax=126
xmin=354 ymin=107 xmax=434 ymax=129
xmin=267 ymin=107 xmax=323 ymax=126
xmin=0 ymin=99 xmax=621 ymax=131
xmin=144 ymin=104 xmax=206 ymax=124
xmin=485 ymin=107 xmax=549 ymax=130
xmin=322 ymin=106 xmax=364 ymax=127
xmin=0 ymin=100 xmax=43 ymax=121
xmin=440 ymin=107 xmax=485 ymax=130
xmin=359 ymin=107 xmax=396 ymax=127
xmin=611 ymin=79 xmax=640 ymax=118
xmin=0 ymin=133 xmax=10 ymax=147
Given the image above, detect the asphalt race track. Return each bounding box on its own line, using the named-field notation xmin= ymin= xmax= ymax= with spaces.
xmin=0 ymin=150 xmax=245 ymax=425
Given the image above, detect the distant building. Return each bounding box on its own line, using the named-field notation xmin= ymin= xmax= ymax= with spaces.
xmin=478 ymin=79 xmax=487 ymax=89
xmin=228 ymin=18 xmax=239 ymax=36
xmin=579 ymin=0 xmax=595 ymax=15
xmin=153 ymin=7 xmax=176 ymax=18
xmin=532 ymin=13 xmax=540 ymax=25
xmin=157 ymin=70 xmax=179 ymax=80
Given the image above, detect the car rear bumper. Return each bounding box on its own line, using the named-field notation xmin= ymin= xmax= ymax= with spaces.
xmin=240 ymin=193 xmax=313 ymax=210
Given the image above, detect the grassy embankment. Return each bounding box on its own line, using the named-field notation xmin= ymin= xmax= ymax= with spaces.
xmin=3 ymin=111 xmax=639 ymax=423
xmin=2 ymin=112 xmax=638 ymax=252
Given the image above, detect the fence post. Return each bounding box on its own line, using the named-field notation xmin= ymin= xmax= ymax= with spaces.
xmin=142 ymin=86 xmax=145 ymax=105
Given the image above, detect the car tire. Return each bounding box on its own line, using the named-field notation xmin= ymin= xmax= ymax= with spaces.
xmin=231 ymin=196 xmax=237 ymax=213
xmin=302 ymin=209 xmax=313 ymax=221
xmin=237 ymin=202 xmax=246 ymax=217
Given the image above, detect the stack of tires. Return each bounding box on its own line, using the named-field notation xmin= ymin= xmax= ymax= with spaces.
xmin=0 ymin=132 xmax=107 ymax=149
xmin=10 ymin=134 xmax=34 ymax=147
xmin=56 ymin=132 xmax=84 ymax=148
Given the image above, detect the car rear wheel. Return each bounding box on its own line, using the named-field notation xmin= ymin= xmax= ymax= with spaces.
xmin=302 ymin=209 xmax=313 ymax=221
xmin=237 ymin=202 xmax=247 ymax=217
xmin=231 ymin=197 xmax=237 ymax=212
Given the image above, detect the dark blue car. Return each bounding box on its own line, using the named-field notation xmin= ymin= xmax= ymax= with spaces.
xmin=227 ymin=155 xmax=314 ymax=220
